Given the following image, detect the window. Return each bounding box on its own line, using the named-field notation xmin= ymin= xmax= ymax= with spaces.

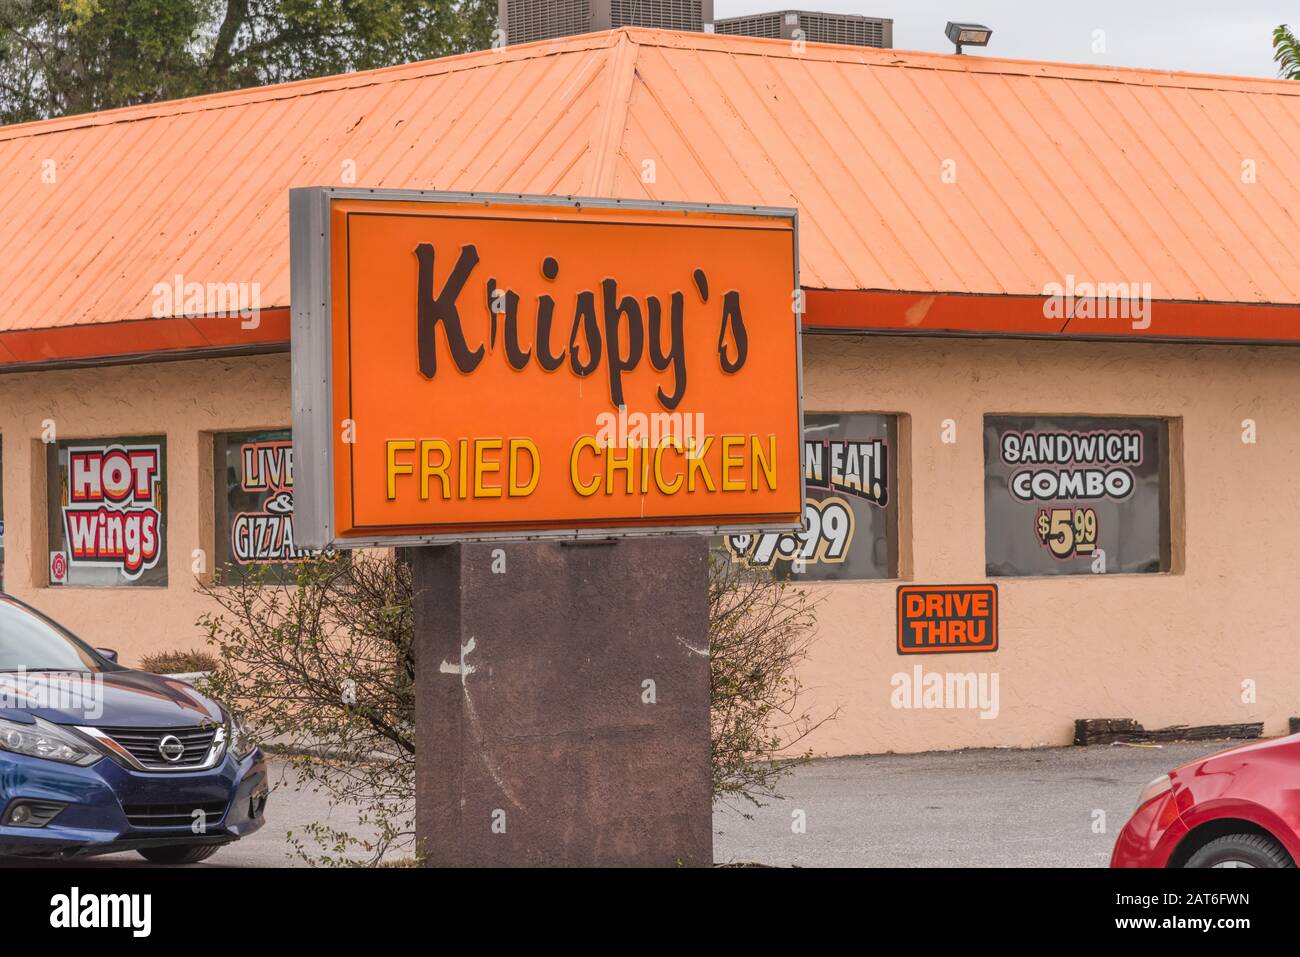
xmin=47 ymin=436 xmax=168 ymax=587
xmin=0 ymin=436 xmax=5 ymax=591
xmin=0 ymin=596 xmax=118 ymax=672
xmin=720 ymin=412 xmax=899 ymax=581
xmin=983 ymin=415 xmax=1170 ymax=577
xmin=214 ymin=429 xmax=311 ymax=582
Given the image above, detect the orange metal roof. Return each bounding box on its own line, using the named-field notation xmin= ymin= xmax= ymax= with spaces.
xmin=2 ymin=27 xmax=1299 ymax=363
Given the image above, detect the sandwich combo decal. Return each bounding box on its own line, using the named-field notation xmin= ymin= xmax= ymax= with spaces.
xmin=1001 ymin=427 xmax=1142 ymax=561
xmin=983 ymin=415 xmax=1168 ymax=574
xmin=290 ymin=190 xmax=804 ymax=546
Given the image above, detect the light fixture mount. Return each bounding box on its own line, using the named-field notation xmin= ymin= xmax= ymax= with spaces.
xmin=945 ymin=21 xmax=993 ymax=55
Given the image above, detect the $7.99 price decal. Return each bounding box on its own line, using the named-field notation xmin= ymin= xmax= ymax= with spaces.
xmin=1035 ymin=506 xmax=1099 ymax=559
xmin=726 ymin=496 xmax=855 ymax=569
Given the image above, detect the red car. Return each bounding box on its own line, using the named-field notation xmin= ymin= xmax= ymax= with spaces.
xmin=1112 ymin=733 xmax=1300 ymax=867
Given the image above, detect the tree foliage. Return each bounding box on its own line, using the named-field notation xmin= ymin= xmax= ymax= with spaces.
xmin=0 ymin=0 xmax=495 ymax=123
xmin=1275 ymin=24 xmax=1300 ymax=80
xmin=197 ymin=548 xmax=830 ymax=865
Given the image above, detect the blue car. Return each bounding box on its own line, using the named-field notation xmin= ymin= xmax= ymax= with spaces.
xmin=0 ymin=595 xmax=266 ymax=863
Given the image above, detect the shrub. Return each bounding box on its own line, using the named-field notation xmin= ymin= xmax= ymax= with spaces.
xmin=139 ymin=649 xmax=218 ymax=674
xmin=198 ymin=553 xmax=414 ymax=866
xmin=707 ymin=550 xmax=834 ymax=814
xmin=198 ymin=547 xmax=829 ymax=863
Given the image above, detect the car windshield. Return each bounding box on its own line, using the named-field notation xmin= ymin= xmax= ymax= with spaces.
xmin=0 ymin=598 xmax=116 ymax=673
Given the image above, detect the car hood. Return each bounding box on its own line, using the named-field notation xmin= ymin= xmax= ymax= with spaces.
xmin=1175 ymin=732 xmax=1300 ymax=774
xmin=0 ymin=669 xmax=222 ymax=728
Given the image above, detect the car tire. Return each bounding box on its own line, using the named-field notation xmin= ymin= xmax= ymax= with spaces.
xmin=1184 ymin=833 xmax=1295 ymax=869
xmin=136 ymin=844 xmax=222 ymax=865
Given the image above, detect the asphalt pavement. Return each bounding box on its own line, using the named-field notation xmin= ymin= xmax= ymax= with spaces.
xmin=713 ymin=741 xmax=1227 ymax=867
xmin=5 ymin=740 xmax=1233 ymax=867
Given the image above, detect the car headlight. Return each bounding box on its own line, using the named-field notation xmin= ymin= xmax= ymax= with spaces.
xmin=0 ymin=716 xmax=101 ymax=766
xmin=1136 ymin=773 xmax=1172 ymax=810
xmin=226 ymin=711 xmax=254 ymax=760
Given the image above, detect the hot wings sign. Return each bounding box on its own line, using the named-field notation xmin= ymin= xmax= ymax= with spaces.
xmin=62 ymin=443 xmax=163 ymax=580
xmin=290 ymin=190 xmax=803 ymax=547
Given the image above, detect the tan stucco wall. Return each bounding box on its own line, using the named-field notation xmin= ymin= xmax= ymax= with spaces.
xmin=799 ymin=334 xmax=1296 ymax=755
xmin=1 ymin=337 xmax=1294 ymax=756
xmin=0 ymin=353 xmax=291 ymax=665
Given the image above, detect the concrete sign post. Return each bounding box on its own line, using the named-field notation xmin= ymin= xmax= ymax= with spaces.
xmin=290 ymin=188 xmax=801 ymax=866
xmin=414 ymin=537 xmax=712 ymax=866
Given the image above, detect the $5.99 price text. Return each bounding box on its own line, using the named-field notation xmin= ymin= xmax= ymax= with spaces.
xmin=1035 ymin=506 xmax=1099 ymax=559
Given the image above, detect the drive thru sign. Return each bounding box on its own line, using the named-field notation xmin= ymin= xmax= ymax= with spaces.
xmin=290 ymin=189 xmax=804 ymax=547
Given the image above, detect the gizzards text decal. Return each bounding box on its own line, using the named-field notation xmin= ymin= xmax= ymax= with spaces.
xmin=231 ymin=439 xmax=309 ymax=564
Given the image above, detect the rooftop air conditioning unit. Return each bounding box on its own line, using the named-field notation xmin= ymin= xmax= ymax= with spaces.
xmin=500 ymin=0 xmax=714 ymax=45
xmin=713 ymin=9 xmax=893 ymax=47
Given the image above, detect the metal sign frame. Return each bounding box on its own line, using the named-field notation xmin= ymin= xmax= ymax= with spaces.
xmin=290 ymin=187 xmax=805 ymax=548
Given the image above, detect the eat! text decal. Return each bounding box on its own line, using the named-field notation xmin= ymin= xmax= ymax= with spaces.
xmin=724 ymin=435 xmax=887 ymax=570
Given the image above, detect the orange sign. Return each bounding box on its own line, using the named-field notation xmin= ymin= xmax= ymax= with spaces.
xmin=290 ymin=190 xmax=803 ymax=546
xmin=896 ymin=585 xmax=999 ymax=655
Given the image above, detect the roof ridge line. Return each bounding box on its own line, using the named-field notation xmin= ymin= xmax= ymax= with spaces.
xmin=622 ymin=27 xmax=1300 ymax=94
xmin=586 ymin=29 xmax=640 ymax=195
xmin=0 ymin=31 xmax=624 ymax=143
xmin=3 ymin=27 xmax=1294 ymax=144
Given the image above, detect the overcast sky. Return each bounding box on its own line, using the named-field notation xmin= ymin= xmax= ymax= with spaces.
xmin=710 ymin=0 xmax=1292 ymax=78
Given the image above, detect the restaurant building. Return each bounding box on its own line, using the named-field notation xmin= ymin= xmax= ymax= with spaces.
xmin=1 ymin=28 xmax=1298 ymax=755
